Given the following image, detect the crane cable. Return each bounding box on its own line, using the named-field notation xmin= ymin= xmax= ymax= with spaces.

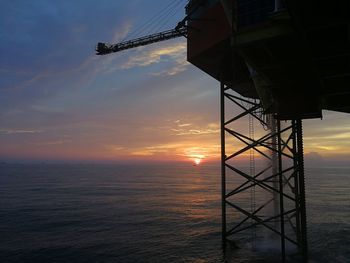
xmin=122 ymin=0 xmax=182 ymax=40
xmin=143 ymin=0 xmax=186 ymax=36
xmin=149 ymin=0 xmax=187 ymax=34
xmin=122 ymin=0 xmax=187 ymax=41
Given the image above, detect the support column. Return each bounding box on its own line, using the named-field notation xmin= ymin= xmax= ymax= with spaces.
xmin=277 ymin=121 xmax=286 ymax=262
xmin=221 ymin=82 xmax=227 ymax=246
xmin=296 ymin=119 xmax=308 ymax=262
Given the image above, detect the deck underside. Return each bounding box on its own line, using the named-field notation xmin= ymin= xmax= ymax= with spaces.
xmin=187 ymin=0 xmax=350 ymax=119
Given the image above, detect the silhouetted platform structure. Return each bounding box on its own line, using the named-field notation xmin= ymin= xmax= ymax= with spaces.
xmin=186 ymin=1 xmax=349 ymax=262
xmin=95 ymin=1 xmax=349 ymax=262
xmin=187 ymin=0 xmax=350 ymax=119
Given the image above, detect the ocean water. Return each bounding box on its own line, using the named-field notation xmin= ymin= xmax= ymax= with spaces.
xmin=0 ymin=163 xmax=349 ymax=263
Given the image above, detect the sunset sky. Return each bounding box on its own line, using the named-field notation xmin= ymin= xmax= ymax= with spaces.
xmin=1 ymin=0 xmax=350 ymax=165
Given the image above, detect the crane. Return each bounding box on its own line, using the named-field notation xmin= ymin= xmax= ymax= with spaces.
xmin=96 ymin=27 xmax=187 ymax=55
xmin=95 ymin=0 xmax=202 ymax=55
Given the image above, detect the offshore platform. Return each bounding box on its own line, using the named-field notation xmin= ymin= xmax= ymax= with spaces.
xmin=96 ymin=0 xmax=350 ymax=262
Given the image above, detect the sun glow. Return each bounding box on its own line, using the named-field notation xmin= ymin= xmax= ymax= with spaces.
xmin=194 ymin=158 xmax=201 ymax=165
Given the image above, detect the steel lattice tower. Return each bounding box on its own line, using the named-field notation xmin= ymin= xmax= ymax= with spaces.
xmin=220 ymin=82 xmax=308 ymax=262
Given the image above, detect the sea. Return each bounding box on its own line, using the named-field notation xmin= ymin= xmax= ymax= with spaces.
xmin=0 ymin=163 xmax=349 ymax=263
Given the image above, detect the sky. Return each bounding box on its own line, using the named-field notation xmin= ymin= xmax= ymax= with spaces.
xmin=1 ymin=0 xmax=350 ymax=165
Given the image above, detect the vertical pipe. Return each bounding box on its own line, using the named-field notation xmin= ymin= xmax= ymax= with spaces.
xmin=296 ymin=119 xmax=308 ymax=262
xmin=220 ymin=82 xmax=227 ymax=246
xmin=277 ymin=120 xmax=286 ymax=262
xmin=274 ymin=0 xmax=283 ymax=12
xmin=292 ymin=120 xmax=301 ymax=247
xmin=270 ymin=115 xmax=279 ymax=230
xmin=220 ymin=0 xmax=232 ymax=27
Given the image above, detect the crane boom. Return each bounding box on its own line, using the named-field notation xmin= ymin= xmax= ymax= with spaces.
xmin=96 ymin=27 xmax=187 ymax=55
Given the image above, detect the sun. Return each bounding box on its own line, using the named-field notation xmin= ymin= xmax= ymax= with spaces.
xmin=194 ymin=158 xmax=201 ymax=165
